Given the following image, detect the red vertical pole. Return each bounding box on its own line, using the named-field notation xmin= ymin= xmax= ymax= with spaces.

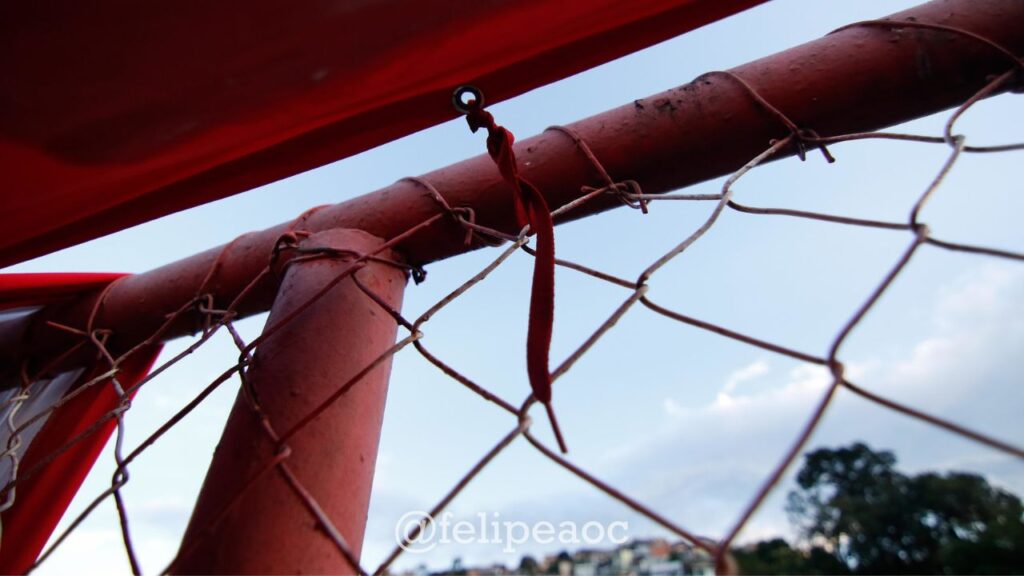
xmin=173 ymin=228 xmax=406 ymax=574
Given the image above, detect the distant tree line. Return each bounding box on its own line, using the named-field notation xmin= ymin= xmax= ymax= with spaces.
xmin=733 ymin=442 xmax=1024 ymax=575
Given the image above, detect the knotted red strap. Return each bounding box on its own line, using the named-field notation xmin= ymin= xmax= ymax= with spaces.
xmin=463 ymin=97 xmax=567 ymax=453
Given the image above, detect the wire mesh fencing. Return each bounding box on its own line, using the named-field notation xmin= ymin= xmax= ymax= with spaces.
xmin=2 ymin=19 xmax=1023 ymax=576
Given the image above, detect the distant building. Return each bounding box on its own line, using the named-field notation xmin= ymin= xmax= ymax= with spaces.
xmin=423 ymin=538 xmax=717 ymax=576
xmin=466 ymin=563 xmax=513 ymax=576
xmin=573 ymin=549 xmax=612 ymax=576
xmin=640 ymin=558 xmax=684 ymax=576
xmin=612 ymin=545 xmax=634 ymax=574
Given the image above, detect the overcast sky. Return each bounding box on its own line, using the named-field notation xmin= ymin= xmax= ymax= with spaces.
xmin=8 ymin=1 xmax=1022 ymax=574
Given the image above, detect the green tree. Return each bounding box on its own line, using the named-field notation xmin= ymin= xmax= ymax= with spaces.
xmin=786 ymin=442 xmax=1024 ymax=574
xmin=733 ymin=538 xmax=847 ymax=575
xmin=914 ymin=471 xmax=1024 ymax=574
xmin=518 ymin=555 xmax=540 ymax=575
xmin=545 ymin=551 xmax=572 ymax=575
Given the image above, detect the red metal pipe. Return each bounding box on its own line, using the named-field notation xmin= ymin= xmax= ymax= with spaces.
xmin=3 ymin=0 xmax=1022 ymax=376
xmin=172 ymin=229 xmax=406 ymax=574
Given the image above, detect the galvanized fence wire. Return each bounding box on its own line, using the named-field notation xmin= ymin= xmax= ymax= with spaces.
xmin=2 ymin=20 xmax=1023 ymax=575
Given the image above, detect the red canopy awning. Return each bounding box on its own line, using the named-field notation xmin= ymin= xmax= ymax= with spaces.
xmin=0 ymin=273 xmax=127 ymax=310
xmin=0 ymin=273 xmax=162 ymax=574
xmin=0 ymin=0 xmax=763 ymax=268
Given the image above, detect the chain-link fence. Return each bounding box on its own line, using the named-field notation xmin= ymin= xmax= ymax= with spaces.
xmin=2 ymin=16 xmax=1022 ymax=576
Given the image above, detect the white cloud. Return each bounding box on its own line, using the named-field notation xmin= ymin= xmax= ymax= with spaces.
xmin=599 ymin=263 xmax=1024 ymax=543
xmin=34 ymin=526 xmax=181 ymax=576
xmin=721 ymin=359 xmax=771 ymax=395
xmin=933 ymin=264 xmax=1022 ymax=328
xmin=663 ymin=397 xmax=683 ymax=416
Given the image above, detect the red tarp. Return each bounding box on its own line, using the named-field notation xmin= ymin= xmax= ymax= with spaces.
xmin=0 ymin=0 xmax=763 ymax=268
xmin=0 ymin=272 xmax=127 ymax=309
xmin=0 ymin=274 xmax=162 ymax=574
xmin=0 ymin=347 xmax=161 ymax=575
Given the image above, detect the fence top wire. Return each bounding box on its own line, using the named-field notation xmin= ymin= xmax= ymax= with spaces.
xmin=2 ymin=13 xmax=1023 ymax=576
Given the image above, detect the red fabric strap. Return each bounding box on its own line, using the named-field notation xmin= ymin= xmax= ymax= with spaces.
xmin=466 ymin=102 xmax=567 ymax=453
